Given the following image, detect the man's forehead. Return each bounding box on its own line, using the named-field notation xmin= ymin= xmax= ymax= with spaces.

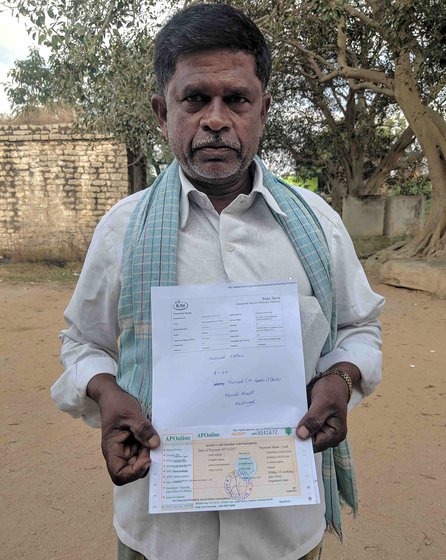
xmin=166 ymin=49 xmax=260 ymax=93
xmin=176 ymin=48 xmax=255 ymax=64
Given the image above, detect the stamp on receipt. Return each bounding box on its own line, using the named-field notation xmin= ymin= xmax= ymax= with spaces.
xmin=236 ymin=455 xmax=257 ymax=478
xmin=224 ymin=470 xmax=253 ymax=500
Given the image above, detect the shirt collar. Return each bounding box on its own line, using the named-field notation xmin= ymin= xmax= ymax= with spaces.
xmin=179 ymin=160 xmax=286 ymax=229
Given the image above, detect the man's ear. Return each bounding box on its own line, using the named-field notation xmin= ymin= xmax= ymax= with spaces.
xmin=261 ymin=93 xmax=271 ymax=126
xmin=151 ymin=95 xmax=168 ymax=138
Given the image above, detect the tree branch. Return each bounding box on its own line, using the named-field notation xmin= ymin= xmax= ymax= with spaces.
xmin=428 ymin=77 xmax=446 ymax=103
xmin=349 ymin=81 xmax=394 ymax=97
xmin=287 ymin=38 xmax=336 ymax=71
xmin=98 ymin=0 xmax=116 ymax=39
xmin=344 ymin=65 xmax=394 ymax=88
xmin=317 ymin=70 xmax=343 ymax=83
xmin=396 ymin=150 xmax=423 ymax=168
xmin=363 ymin=125 xmax=415 ymax=194
xmin=337 ymin=15 xmax=347 ymax=68
xmin=311 ymin=88 xmax=350 ymax=165
xmin=330 ymin=82 xmax=347 ymax=116
xmin=300 ymin=68 xmax=320 ymax=80
xmin=341 ymin=1 xmax=379 ymax=29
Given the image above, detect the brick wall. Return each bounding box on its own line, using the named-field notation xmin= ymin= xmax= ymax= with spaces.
xmin=0 ymin=123 xmax=129 ymax=260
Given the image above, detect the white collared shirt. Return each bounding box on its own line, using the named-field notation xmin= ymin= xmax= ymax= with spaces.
xmin=51 ymin=162 xmax=384 ymax=559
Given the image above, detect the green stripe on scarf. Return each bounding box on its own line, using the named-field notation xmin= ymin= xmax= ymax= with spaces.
xmin=117 ymin=157 xmax=357 ymax=538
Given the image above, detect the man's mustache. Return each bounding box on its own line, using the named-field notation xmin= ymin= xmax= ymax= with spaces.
xmin=192 ymin=135 xmax=241 ymax=153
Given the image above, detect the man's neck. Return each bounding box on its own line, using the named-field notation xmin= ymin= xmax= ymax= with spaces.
xmin=185 ymin=165 xmax=255 ymax=214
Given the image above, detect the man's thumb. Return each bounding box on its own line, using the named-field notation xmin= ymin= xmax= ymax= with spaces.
xmin=296 ymin=423 xmax=311 ymax=440
xmin=129 ymin=417 xmax=160 ymax=449
xmin=296 ymin=406 xmax=325 ymax=440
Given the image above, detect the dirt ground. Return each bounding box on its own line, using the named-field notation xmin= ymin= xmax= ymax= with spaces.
xmin=0 ymin=276 xmax=445 ymax=560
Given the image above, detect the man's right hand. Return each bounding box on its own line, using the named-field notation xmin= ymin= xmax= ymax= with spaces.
xmin=87 ymin=373 xmax=160 ymax=486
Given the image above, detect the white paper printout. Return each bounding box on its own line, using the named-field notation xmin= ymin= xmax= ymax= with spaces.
xmin=149 ymin=281 xmax=319 ymax=513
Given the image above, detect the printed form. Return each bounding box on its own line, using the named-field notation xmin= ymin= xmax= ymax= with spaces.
xmin=149 ymin=281 xmax=319 ymax=514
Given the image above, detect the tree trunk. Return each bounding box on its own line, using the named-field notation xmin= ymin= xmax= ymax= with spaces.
xmin=394 ymin=54 xmax=446 ymax=257
xmin=344 ymin=93 xmax=366 ymax=197
xmin=325 ymin=161 xmax=346 ymax=214
xmin=363 ymin=126 xmax=415 ymax=195
xmin=347 ymin=157 xmax=365 ymax=197
xmin=127 ymin=149 xmax=148 ymax=194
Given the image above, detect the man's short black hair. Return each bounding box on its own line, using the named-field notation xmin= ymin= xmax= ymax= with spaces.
xmin=154 ymin=3 xmax=272 ymax=93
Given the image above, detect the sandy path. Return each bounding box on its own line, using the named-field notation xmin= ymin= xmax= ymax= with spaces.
xmin=0 ymin=279 xmax=444 ymax=559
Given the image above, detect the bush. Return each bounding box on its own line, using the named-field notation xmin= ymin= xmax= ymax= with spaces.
xmin=389 ymin=176 xmax=431 ymax=199
xmin=282 ymin=175 xmax=318 ymax=191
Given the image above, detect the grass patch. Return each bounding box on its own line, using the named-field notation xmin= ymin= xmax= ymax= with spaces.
xmin=0 ymin=262 xmax=82 ymax=285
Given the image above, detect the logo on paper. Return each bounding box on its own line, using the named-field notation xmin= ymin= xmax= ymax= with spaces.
xmin=173 ymin=300 xmax=189 ymax=311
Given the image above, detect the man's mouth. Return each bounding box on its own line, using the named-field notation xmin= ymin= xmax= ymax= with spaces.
xmin=192 ymin=140 xmax=241 ymax=154
xmin=196 ymin=146 xmax=234 ymax=156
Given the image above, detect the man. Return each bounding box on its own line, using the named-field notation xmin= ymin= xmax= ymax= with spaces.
xmin=51 ymin=4 xmax=384 ymax=560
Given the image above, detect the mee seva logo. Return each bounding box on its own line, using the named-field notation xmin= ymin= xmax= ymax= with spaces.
xmin=173 ymin=300 xmax=188 ymax=311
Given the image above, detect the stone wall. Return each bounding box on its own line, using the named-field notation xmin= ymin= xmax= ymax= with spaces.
xmin=342 ymin=196 xmax=386 ymax=238
xmin=0 ymin=123 xmax=129 ymax=260
xmin=342 ymin=195 xmax=425 ymax=238
xmin=384 ymin=195 xmax=425 ymax=237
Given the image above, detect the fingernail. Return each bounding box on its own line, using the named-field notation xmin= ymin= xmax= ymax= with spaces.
xmin=148 ymin=435 xmax=159 ymax=447
xmin=297 ymin=426 xmax=310 ymax=439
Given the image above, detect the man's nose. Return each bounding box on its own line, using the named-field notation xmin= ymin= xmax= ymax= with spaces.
xmin=200 ymin=98 xmax=231 ymax=132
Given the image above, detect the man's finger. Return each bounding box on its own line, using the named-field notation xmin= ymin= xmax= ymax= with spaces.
xmin=127 ymin=417 xmax=160 ymax=449
xmin=106 ymin=445 xmax=151 ymax=486
xmin=312 ymin=417 xmax=347 ymax=452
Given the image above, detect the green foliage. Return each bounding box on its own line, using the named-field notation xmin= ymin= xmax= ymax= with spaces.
xmin=282 ymin=175 xmax=318 ymax=191
xmin=5 ymin=48 xmax=56 ymax=109
xmin=7 ymin=0 xmax=176 ymax=167
xmin=249 ymin=0 xmax=416 ymax=198
xmin=6 ymin=0 xmax=444 ymax=212
xmin=389 ymin=176 xmax=432 ymax=199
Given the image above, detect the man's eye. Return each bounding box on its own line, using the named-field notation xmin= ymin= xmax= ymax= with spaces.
xmin=184 ymin=95 xmax=207 ymax=103
xmin=226 ymin=96 xmax=248 ymax=104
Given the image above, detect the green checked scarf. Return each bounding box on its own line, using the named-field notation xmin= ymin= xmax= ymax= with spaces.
xmin=117 ymin=156 xmax=357 ymax=539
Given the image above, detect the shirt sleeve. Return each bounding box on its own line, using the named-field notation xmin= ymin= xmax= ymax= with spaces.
xmin=50 ymin=214 xmax=123 ymax=428
xmin=314 ymin=207 xmax=385 ymax=408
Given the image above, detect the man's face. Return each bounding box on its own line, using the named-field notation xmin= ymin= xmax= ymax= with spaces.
xmin=152 ymin=50 xmax=270 ymax=187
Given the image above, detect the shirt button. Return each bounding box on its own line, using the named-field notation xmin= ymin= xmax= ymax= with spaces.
xmin=225 ymin=243 xmax=234 ymax=252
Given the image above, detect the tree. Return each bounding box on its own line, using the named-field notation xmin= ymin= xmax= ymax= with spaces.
xmin=7 ymin=0 xmax=445 ymax=255
xmin=261 ymin=70 xmax=416 ymax=212
xmin=7 ymin=0 xmax=177 ymax=190
xmin=8 ymin=0 xmax=416 ymax=201
xmin=250 ymin=0 xmax=446 ymax=256
xmin=5 ymin=48 xmax=55 ymax=109
xmin=256 ymin=5 xmax=416 ymax=213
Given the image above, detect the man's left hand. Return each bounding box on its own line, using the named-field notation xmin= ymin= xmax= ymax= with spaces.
xmin=296 ymin=363 xmax=360 ymax=452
